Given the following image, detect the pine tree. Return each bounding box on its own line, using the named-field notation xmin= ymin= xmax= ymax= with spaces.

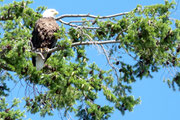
xmin=0 ymin=0 xmax=179 ymax=119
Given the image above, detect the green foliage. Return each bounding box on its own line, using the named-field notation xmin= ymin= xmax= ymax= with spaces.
xmin=0 ymin=0 xmax=180 ymax=119
xmin=0 ymin=97 xmax=25 ymax=120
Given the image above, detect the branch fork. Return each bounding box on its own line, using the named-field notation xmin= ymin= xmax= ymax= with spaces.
xmin=55 ymin=12 xmax=129 ymax=29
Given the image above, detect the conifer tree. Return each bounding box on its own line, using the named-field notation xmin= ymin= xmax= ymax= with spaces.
xmin=0 ymin=0 xmax=179 ymax=119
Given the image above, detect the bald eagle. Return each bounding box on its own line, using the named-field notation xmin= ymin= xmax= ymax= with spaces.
xmin=31 ymin=9 xmax=59 ymax=70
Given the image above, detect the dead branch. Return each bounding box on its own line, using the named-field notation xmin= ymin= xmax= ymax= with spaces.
xmin=100 ymin=44 xmax=119 ymax=80
xmin=121 ymin=46 xmax=137 ymax=61
xmin=73 ymin=39 xmax=120 ymax=46
xmin=57 ymin=19 xmax=99 ymax=29
xmin=56 ymin=12 xmax=129 ymax=20
xmin=69 ymin=20 xmax=87 ymax=23
xmin=48 ymin=40 xmax=121 ymax=54
xmin=56 ymin=12 xmax=129 ymax=28
xmin=77 ymin=27 xmax=102 ymax=52
xmin=0 ymin=40 xmax=121 ymax=72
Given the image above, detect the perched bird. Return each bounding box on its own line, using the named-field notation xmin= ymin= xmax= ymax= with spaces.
xmin=31 ymin=9 xmax=59 ymax=70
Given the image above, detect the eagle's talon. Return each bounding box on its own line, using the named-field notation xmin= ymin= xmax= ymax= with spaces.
xmin=44 ymin=48 xmax=50 ymax=52
xmin=40 ymin=48 xmax=43 ymax=52
xmin=42 ymin=48 xmax=45 ymax=51
xmin=37 ymin=48 xmax=43 ymax=52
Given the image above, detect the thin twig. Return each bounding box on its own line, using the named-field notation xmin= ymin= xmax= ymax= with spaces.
xmin=100 ymin=44 xmax=119 ymax=80
xmin=121 ymin=46 xmax=137 ymax=61
xmin=58 ymin=110 xmax=65 ymax=120
xmin=67 ymin=112 xmax=74 ymax=120
xmin=77 ymin=27 xmax=102 ymax=51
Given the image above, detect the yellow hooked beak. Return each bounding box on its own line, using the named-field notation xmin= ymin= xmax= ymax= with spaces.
xmin=54 ymin=11 xmax=59 ymax=15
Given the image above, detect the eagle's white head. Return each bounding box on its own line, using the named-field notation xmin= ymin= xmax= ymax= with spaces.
xmin=42 ymin=9 xmax=59 ymax=18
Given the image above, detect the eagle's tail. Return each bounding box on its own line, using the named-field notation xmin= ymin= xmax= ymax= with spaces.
xmin=35 ymin=53 xmax=47 ymax=70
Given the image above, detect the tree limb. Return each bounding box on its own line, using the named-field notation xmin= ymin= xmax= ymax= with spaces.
xmin=1 ymin=40 xmax=121 ymax=71
xmin=55 ymin=12 xmax=129 ymax=20
xmin=55 ymin=12 xmax=129 ymax=28
xmin=48 ymin=40 xmax=121 ymax=53
xmin=57 ymin=19 xmax=98 ymax=29
xmin=69 ymin=20 xmax=87 ymax=23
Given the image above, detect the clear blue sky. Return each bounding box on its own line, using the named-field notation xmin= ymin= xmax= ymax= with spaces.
xmin=2 ymin=0 xmax=180 ymax=120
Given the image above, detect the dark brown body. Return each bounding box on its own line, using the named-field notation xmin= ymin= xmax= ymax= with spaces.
xmin=31 ymin=17 xmax=59 ymax=67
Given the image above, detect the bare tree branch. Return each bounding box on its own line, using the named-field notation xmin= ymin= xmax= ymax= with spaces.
xmin=1 ymin=40 xmax=121 ymax=71
xmin=48 ymin=40 xmax=121 ymax=54
xmin=57 ymin=19 xmax=98 ymax=29
xmin=100 ymin=44 xmax=119 ymax=80
xmin=55 ymin=12 xmax=129 ymax=20
xmin=72 ymin=40 xmax=120 ymax=46
xmin=56 ymin=12 xmax=129 ymax=28
xmin=69 ymin=20 xmax=86 ymax=23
